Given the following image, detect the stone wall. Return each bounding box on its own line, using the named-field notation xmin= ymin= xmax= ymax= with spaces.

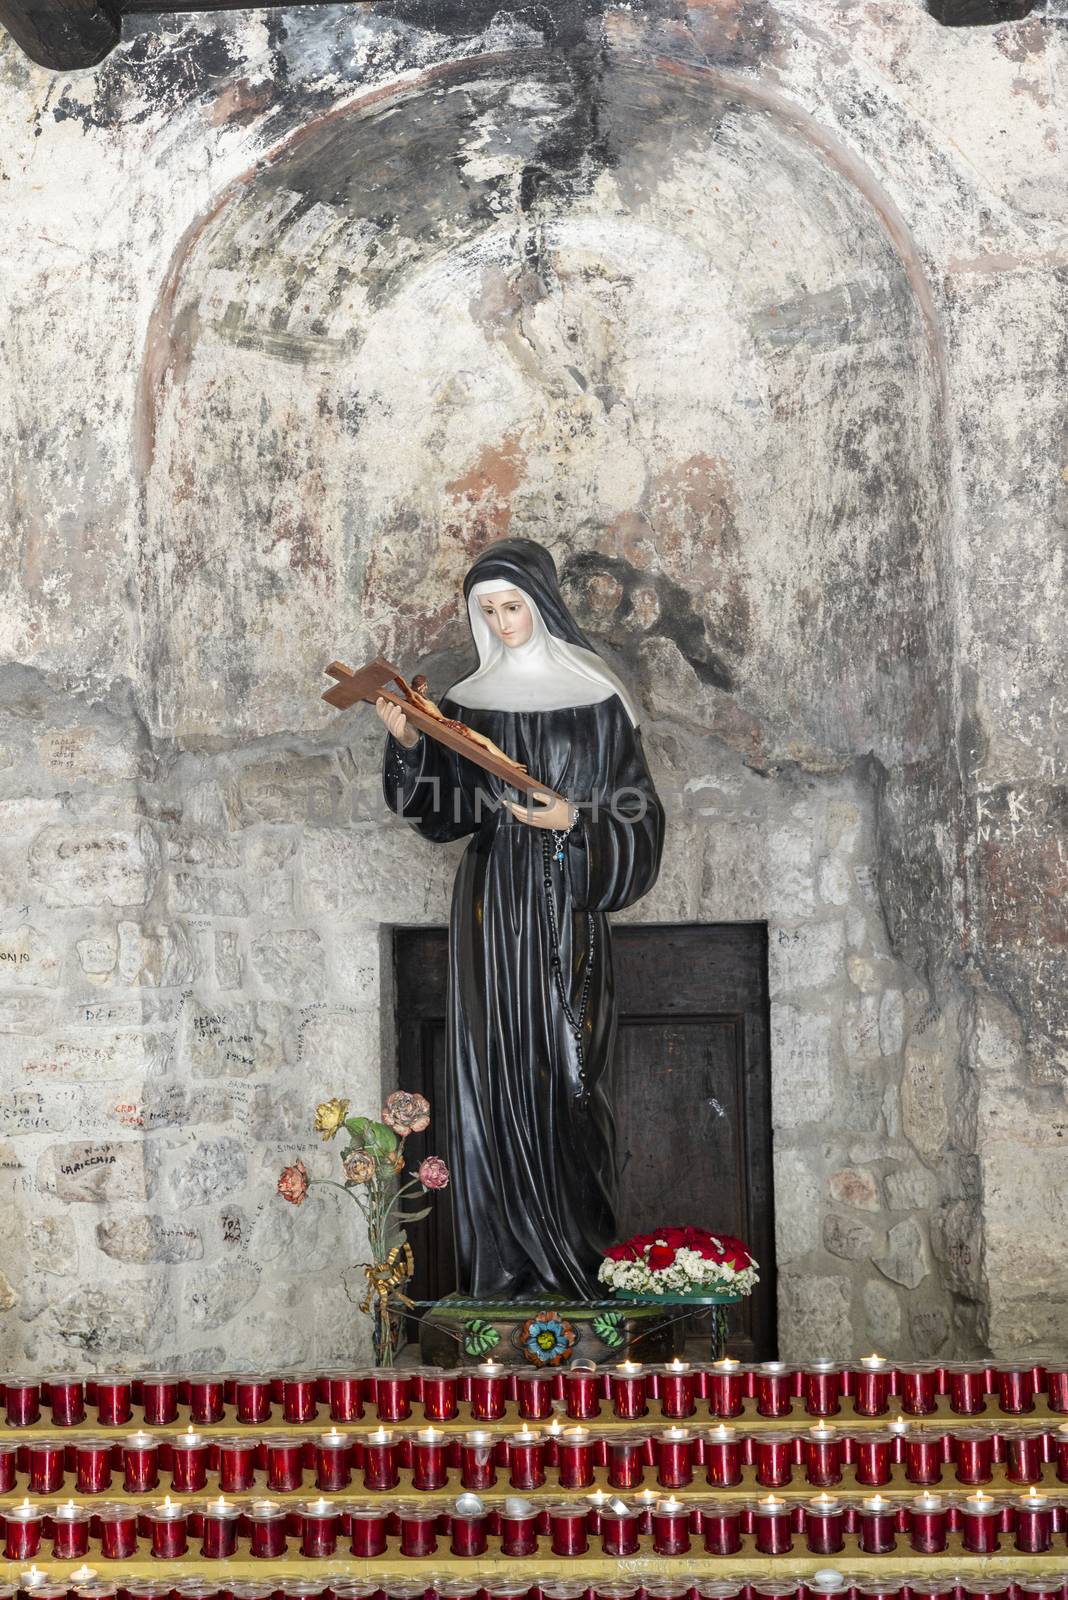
xmin=0 ymin=0 xmax=1064 ymax=1368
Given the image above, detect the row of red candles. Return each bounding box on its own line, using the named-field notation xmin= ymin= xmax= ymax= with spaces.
xmin=2 ymin=1577 xmax=1065 ymax=1600
xmin=5 ymin=1425 xmax=1068 ymax=1496
xmin=5 ymin=1492 xmax=1068 ymax=1561
xmin=1 ymin=1366 xmax=1062 ymax=1430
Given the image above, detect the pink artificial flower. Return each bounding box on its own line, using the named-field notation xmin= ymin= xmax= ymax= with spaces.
xmin=417 ymin=1156 xmax=450 ymax=1190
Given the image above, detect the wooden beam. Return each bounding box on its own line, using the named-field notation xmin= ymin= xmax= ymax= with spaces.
xmin=0 ymin=0 xmax=119 ymax=67
xmin=926 ymin=0 xmax=1037 ymax=24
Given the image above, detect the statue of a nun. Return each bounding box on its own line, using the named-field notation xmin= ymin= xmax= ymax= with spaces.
xmin=379 ymin=539 xmax=665 ymax=1299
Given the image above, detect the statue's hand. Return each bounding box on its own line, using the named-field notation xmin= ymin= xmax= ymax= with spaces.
xmin=509 ymin=793 xmax=576 ymax=831
xmin=376 ymin=695 xmax=418 ymax=749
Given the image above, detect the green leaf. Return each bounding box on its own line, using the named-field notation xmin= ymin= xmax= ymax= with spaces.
xmin=367 ymin=1120 xmax=398 ymax=1154
xmin=462 ymin=1319 xmax=501 ymax=1358
xmin=344 ymin=1117 xmax=372 ymax=1141
xmin=592 ymin=1311 xmax=626 ymax=1348
xmin=393 ymin=1205 xmax=432 ymax=1223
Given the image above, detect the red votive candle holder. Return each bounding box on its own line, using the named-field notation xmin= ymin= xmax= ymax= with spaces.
xmin=1004 ymin=1428 xmax=1045 ymax=1484
xmin=0 ymin=1441 xmax=16 ymax=1493
xmin=232 ymin=1376 xmax=271 ymax=1426
xmin=659 ymin=1360 xmax=696 ymax=1419
xmin=1015 ymin=1490 xmax=1053 ymax=1552
xmin=606 ymin=1434 xmax=645 ymax=1489
xmin=200 ymin=1498 xmax=241 ymax=1560
xmin=753 ymin=1497 xmax=792 ymax=1555
xmin=805 ymin=1494 xmax=845 ymax=1554
xmin=412 ymin=1427 xmax=449 ymax=1491
xmin=997 ymin=1366 xmax=1036 ymax=1415
xmin=708 ymin=1359 xmax=745 ymax=1418
xmin=754 ymin=1432 xmax=794 ymax=1488
xmin=515 ymin=1371 xmax=554 ymax=1421
xmin=325 ymin=1374 xmax=361 ymax=1424
xmin=217 ymin=1437 xmax=257 ymax=1493
xmin=1046 ymin=1367 xmax=1068 ymax=1413
xmin=362 ymin=1428 xmax=398 ymax=1491
xmin=140 ymin=1377 xmax=179 ymax=1427
xmin=563 ymin=1365 xmax=601 ymax=1420
xmin=947 ymin=1364 xmax=987 ymax=1415
xmin=188 ymin=1378 xmax=225 ymax=1427
xmin=450 ymin=1499 xmax=489 ymax=1558
xmin=960 ymin=1491 xmax=1000 ymax=1552
xmin=147 ymin=1500 xmax=188 ymax=1559
xmin=852 ymin=1357 xmax=893 ymax=1417
xmin=803 ymin=1362 xmax=842 ymax=1418
xmin=954 ymin=1428 xmax=995 ymax=1484
xmin=281 ymin=1376 xmax=318 ymax=1425
xmin=610 ymin=1363 xmax=647 ymax=1420
xmin=347 ymin=1505 xmax=387 ymax=1559
xmin=95 ymin=1378 xmax=133 ymax=1428
xmin=49 ymin=1377 xmax=86 ymax=1428
xmin=4 ymin=1501 xmax=43 ymax=1559
xmin=51 ymin=1501 xmax=92 ymax=1559
xmin=858 ymin=1494 xmax=896 ymax=1554
xmin=900 ymin=1365 xmax=939 ymax=1416
xmin=314 ymin=1429 xmax=350 ymax=1491
xmin=371 ymin=1371 xmax=410 ymax=1422
xmin=599 ymin=1502 xmax=640 ymax=1557
xmin=558 ymin=1427 xmax=594 ymax=1489
xmin=805 ymin=1424 xmax=843 ymax=1487
xmin=508 ymin=1430 xmax=545 ymax=1490
xmin=470 ymin=1361 xmax=508 ymax=1421
xmin=702 ymin=1500 xmax=743 ymax=1554
xmin=756 ymin=1363 xmax=793 ymax=1418
xmin=705 ymin=1423 xmax=743 ymax=1487
xmin=248 ymin=1500 xmax=287 ymax=1559
xmin=549 ymin=1501 xmax=589 ymax=1557
xmin=170 ymin=1431 xmax=210 ymax=1494
xmin=122 ymin=1432 xmax=159 ymax=1494
xmin=1055 ymin=1422 xmax=1068 ymax=1479
xmin=27 ymin=1439 xmax=65 ymax=1494
xmin=5 ymin=1380 xmax=41 ymax=1428
xmin=909 ymin=1491 xmax=949 ymax=1552
xmin=263 ymin=1435 xmax=303 ymax=1493
xmin=99 ymin=1501 xmax=139 ymax=1559
xmin=397 ymin=1505 xmax=437 ymax=1560
xmin=419 ymin=1372 xmax=458 ymax=1423
xmin=651 ymin=1496 xmax=690 ymax=1556
xmin=460 ymin=1429 xmax=496 ymax=1489
xmin=905 ymin=1431 xmax=944 ymax=1484
xmin=855 ymin=1431 xmax=893 ymax=1486
xmin=76 ymin=1438 xmax=114 ymax=1494
xmin=299 ymin=1499 xmax=338 ymax=1558
xmin=656 ymin=1428 xmax=694 ymax=1488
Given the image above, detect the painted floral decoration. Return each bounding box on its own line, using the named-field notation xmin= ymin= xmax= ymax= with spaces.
xmin=519 ymin=1310 xmax=578 ymax=1367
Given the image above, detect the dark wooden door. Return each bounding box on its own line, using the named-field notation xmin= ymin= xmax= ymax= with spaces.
xmin=394 ymin=922 xmax=776 ymax=1358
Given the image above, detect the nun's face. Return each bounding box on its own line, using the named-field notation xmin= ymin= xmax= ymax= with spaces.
xmin=477 ymin=587 xmax=534 ymax=648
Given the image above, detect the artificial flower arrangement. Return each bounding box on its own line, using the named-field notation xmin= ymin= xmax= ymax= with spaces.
xmin=597 ymin=1225 xmax=759 ymax=1298
xmin=277 ymin=1089 xmax=449 ymax=1365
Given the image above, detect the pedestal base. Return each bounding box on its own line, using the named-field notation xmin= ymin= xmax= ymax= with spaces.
xmin=417 ymin=1291 xmax=738 ymax=1366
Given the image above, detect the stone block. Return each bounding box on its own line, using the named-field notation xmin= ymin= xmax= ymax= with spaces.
xmin=982 ymin=1141 xmax=1068 ymax=1300
xmin=76 ymin=931 xmax=118 ymax=978
xmin=261 ymin=876 xmax=295 ymax=916
xmin=884 ymin=1164 xmax=939 ymax=1212
xmin=827 ymin=1167 xmax=880 ymax=1211
xmin=879 ymin=989 xmax=906 ymax=1056
xmin=769 ymin=922 xmax=845 ymax=997
xmin=824 ymin=801 xmax=862 ymax=854
xmin=0 ymin=995 xmax=52 ymax=1033
xmin=770 ymin=1005 xmax=834 ymax=1128
xmin=237 ymin=756 xmax=344 ymax=825
xmin=875 ymin=1216 xmax=930 ymax=1289
xmin=0 ymin=925 xmax=60 ymax=987
xmin=186 ymin=1003 xmax=257 ymax=1078
xmin=930 ymin=1199 xmax=983 ymax=1297
xmin=773 ymin=1148 xmax=821 ymax=1263
xmin=214 ymin=930 xmax=242 ymax=990
xmin=778 ymin=1273 xmax=852 ymax=1363
xmin=766 ymin=828 xmax=815 ymax=918
xmin=22 ymin=1026 xmax=164 ymax=1082
xmin=250 ymin=929 xmax=326 ymax=1004
xmin=29 ymin=824 xmax=160 ymax=908
xmin=29 ymin=1215 xmax=79 ymax=1277
xmin=823 ymin=1212 xmax=874 ymax=1261
xmin=329 ymin=928 xmax=382 ymax=1005
xmin=861 ymin=1277 xmax=902 ymax=1350
xmin=842 ymin=994 xmax=883 ymax=1061
xmin=182 ymin=1261 xmax=261 ymax=1328
xmin=38 ymin=1140 xmax=153 ymax=1203
xmin=166 ymin=833 xmax=242 ymax=868
xmin=168 ymin=873 xmax=249 ymax=916
xmin=816 ymin=854 xmax=852 ymax=907
xmin=37 ymin=726 xmax=140 ymax=785
xmin=168 ymin=1138 xmax=247 ymax=1208
xmin=96 ymin=1214 xmax=204 ymax=1264
xmin=902 ymin=1045 xmax=949 ymax=1163
xmin=40 ymin=1280 xmax=173 ymax=1362
xmin=302 ymin=826 xmax=455 ymax=923
xmin=909 ymin=1303 xmax=950 ymax=1353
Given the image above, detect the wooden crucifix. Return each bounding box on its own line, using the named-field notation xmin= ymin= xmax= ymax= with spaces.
xmin=322 ymin=655 xmax=563 ymax=803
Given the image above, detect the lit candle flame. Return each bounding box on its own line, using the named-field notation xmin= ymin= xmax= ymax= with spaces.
xmin=668 ymin=1359 xmax=689 ymax=1373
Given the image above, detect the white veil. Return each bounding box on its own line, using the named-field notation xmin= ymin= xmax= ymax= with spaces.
xmin=448 ymin=578 xmax=640 ymax=725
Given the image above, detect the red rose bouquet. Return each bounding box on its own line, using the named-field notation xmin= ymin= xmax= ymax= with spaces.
xmin=598 ymin=1225 xmax=759 ymax=1296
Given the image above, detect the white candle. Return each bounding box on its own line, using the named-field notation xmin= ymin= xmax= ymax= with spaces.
xmin=712 ymin=1357 xmax=740 ymax=1371
xmin=657 ymin=1496 xmax=684 ymax=1514
xmin=915 ymin=1493 xmax=944 ymax=1511
xmin=667 ymin=1358 xmax=690 ymax=1373
xmin=417 ymin=1427 xmax=443 ymax=1443
xmin=709 ymin=1423 xmax=736 ymax=1442
xmin=862 ymin=1495 xmax=890 ymax=1512
xmin=859 ymin=1353 xmax=888 ymax=1370
xmin=888 ymin=1414 xmax=910 ymax=1436
xmin=367 ymin=1427 xmax=392 ymax=1444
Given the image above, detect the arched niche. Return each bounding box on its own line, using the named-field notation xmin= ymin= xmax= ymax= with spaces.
xmin=139 ymin=49 xmax=950 ymax=765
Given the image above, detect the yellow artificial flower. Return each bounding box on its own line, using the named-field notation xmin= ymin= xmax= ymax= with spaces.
xmin=314 ymin=1097 xmax=350 ymax=1141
